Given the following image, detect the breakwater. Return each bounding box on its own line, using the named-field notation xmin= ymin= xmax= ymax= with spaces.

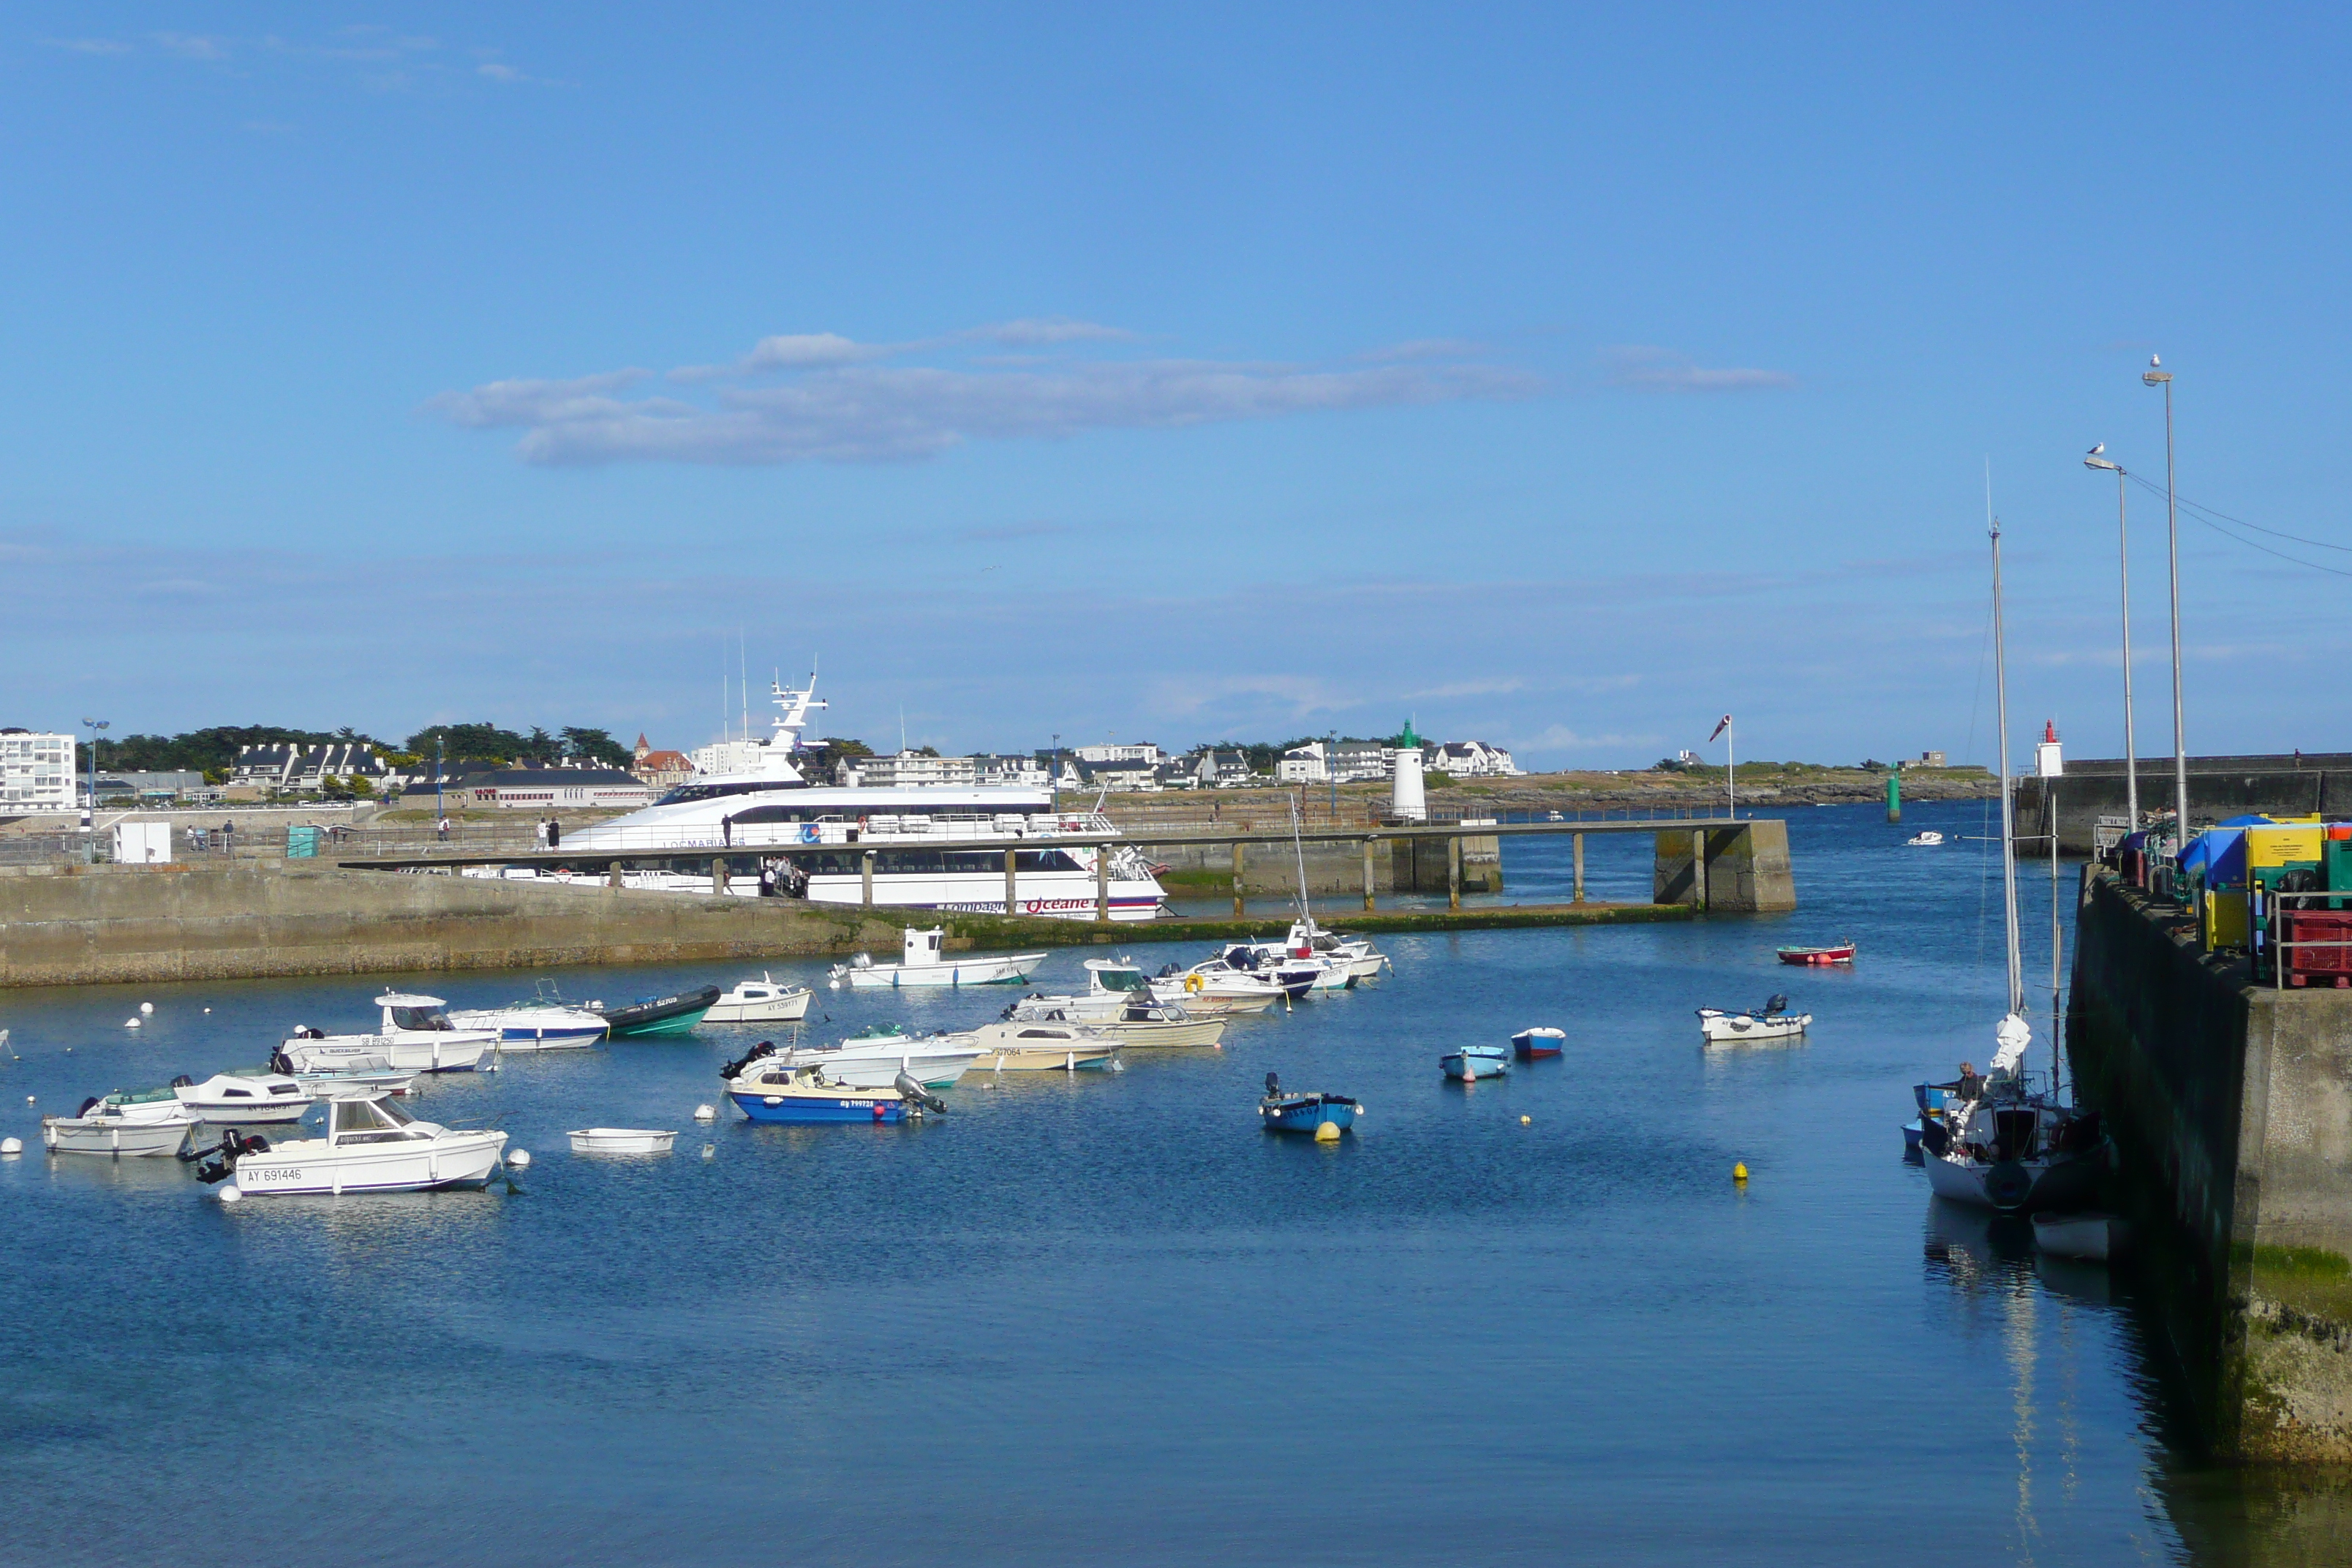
xmin=2068 ymin=867 xmax=2352 ymax=1461
xmin=0 ymin=859 xmax=1684 ymax=991
xmin=2021 ymin=753 xmax=2352 ymax=853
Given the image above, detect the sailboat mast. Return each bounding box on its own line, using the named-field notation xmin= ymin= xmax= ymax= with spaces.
xmin=1991 ymin=518 xmax=2024 ymax=1017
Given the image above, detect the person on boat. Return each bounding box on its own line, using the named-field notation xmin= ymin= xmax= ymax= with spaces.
xmin=1956 ymin=1062 xmax=1984 ymax=1101
xmin=547 ymin=818 xmax=560 ymax=850
xmin=722 ymin=814 xmax=734 ymax=847
xmin=534 ymin=816 xmax=548 ymax=850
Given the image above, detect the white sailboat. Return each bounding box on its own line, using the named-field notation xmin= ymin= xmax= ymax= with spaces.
xmin=1918 ymin=515 xmax=2106 ymax=1214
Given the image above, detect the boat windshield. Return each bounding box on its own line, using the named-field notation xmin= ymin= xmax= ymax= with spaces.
xmin=390 ymin=1006 xmax=453 ymax=1031
xmin=332 ymin=1096 xmax=421 ymax=1142
xmin=1090 ymin=967 xmax=1147 ymax=992
xmin=657 ymin=779 xmax=803 ymax=805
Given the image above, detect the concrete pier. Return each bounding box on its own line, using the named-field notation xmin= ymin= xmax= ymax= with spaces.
xmin=2069 ymin=868 xmax=2352 ymax=1461
xmin=2021 ymin=753 xmax=2352 ymax=852
xmin=1651 ymin=821 xmax=1797 ymax=911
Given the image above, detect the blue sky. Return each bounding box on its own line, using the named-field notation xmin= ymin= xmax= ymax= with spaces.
xmin=4 ymin=5 xmax=2348 ymax=768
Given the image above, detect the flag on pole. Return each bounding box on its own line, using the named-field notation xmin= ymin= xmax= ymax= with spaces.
xmin=1709 ymin=715 xmax=1732 ymax=742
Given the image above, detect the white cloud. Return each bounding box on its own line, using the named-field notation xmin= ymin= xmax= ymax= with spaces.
xmin=437 ymin=333 xmax=1540 ymax=466
xmin=1602 ymin=346 xmax=1795 ymax=393
xmin=149 ymin=32 xmax=231 ymax=60
xmin=41 ymin=37 xmax=132 ymax=55
xmin=1405 ymin=678 xmax=1524 ymax=700
xmin=1507 ymin=724 xmax=1664 ymax=753
xmin=962 ymin=317 xmax=1135 ymax=347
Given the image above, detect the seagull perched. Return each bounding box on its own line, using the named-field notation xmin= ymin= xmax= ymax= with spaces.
xmin=2087 ymin=442 xmax=2105 ymax=457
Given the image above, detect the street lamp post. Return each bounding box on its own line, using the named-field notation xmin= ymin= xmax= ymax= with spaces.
xmin=1050 ymin=732 xmax=1060 ymax=819
xmin=79 ymin=717 xmax=109 ymax=830
xmin=1326 ymin=729 xmax=1338 ymax=822
xmin=2083 ymin=445 xmax=2139 ymax=833
xmin=434 ymin=736 xmax=445 ymax=826
xmin=2143 ymin=356 xmax=2189 ymax=853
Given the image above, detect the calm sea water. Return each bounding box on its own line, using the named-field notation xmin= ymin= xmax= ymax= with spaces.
xmin=0 ymin=802 xmax=2285 ymax=1564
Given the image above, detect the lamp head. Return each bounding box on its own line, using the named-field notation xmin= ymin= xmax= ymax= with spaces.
xmin=2084 ymin=442 xmax=2121 ymax=472
xmin=2142 ymin=354 xmax=2171 ymax=386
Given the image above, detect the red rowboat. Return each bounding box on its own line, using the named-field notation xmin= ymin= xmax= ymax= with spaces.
xmin=1776 ymin=942 xmax=1856 ymax=965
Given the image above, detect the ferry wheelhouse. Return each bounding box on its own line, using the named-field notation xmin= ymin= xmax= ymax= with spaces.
xmin=470 ymin=675 xmax=1169 ymax=922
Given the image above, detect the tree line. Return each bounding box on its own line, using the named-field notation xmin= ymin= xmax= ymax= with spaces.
xmin=92 ymin=723 xmax=636 ymax=780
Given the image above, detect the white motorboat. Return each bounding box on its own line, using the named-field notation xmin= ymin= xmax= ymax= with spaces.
xmin=41 ymin=1088 xmax=198 ymax=1157
xmin=1286 ymin=919 xmax=1390 ymax=981
xmin=720 ymin=1028 xmax=983 ymax=1091
xmin=830 ymin=927 xmax=1044 ymax=990
xmin=280 ymin=992 xmax=494 ymax=1074
xmin=469 ymin=671 xmax=1170 ymax=921
xmin=2032 ymin=1210 xmax=2126 ymax=1262
xmin=965 ymin=1020 xmax=1120 ymax=1071
xmin=568 ymin=1128 xmax=676 ymax=1156
xmin=1907 ymin=830 xmax=1946 ymax=847
xmin=445 ymin=990 xmax=609 ymax=1051
xmin=704 ymin=973 xmax=814 ymax=1023
xmin=1697 ymin=995 xmax=1811 ymax=1042
xmin=206 ymin=1094 xmax=508 ymax=1196
xmin=1147 ymin=961 xmax=1285 ymax=1014
xmin=1916 ymin=519 xmax=2107 ymax=1215
xmin=172 ymin=1071 xmax=314 ymax=1124
xmin=268 ymin=1047 xmax=418 ymax=1097
xmin=1003 ymin=993 xmax=1226 ymax=1048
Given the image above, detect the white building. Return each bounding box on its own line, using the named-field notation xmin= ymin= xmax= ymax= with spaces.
xmin=976 ymin=753 xmax=1051 ymax=788
xmin=0 ymin=728 xmax=75 ymax=813
xmin=1277 ymin=742 xmax=1328 ymax=784
xmin=841 ymin=751 xmax=981 ymax=788
xmin=1072 ymin=742 xmax=1162 ymax=765
xmin=1428 ymin=740 xmax=1520 ymax=777
xmin=690 ymin=738 xmax=770 ymax=775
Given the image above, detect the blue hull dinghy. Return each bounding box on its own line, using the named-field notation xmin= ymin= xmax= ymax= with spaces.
xmin=728 ymin=1063 xmax=946 ymax=1125
xmin=1441 ymin=1045 xmax=1509 ymax=1081
xmin=1511 ymin=1028 xmax=1565 ymax=1060
xmin=1259 ymin=1073 xmax=1357 ymax=1134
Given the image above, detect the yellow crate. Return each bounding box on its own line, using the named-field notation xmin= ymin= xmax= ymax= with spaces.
xmin=2247 ymin=825 xmax=2326 ymax=867
xmin=2208 ymin=889 xmax=2250 ymax=949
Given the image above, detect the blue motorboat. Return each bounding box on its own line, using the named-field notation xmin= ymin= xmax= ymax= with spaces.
xmin=1511 ymin=1027 xmax=1565 ymax=1060
xmin=1259 ymin=1073 xmax=1358 ymax=1133
xmin=728 ymin=1062 xmax=942 ymax=1125
xmin=1441 ymin=1045 xmax=1509 ymax=1081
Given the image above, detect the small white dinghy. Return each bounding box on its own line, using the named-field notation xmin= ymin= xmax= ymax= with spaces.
xmin=568 ymin=1128 xmax=677 ymax=1156
xmin=704 ymin=974 xmax=813 ymax=1023
xmin=1697 ymin=994 xmax=1811 ymax=1043
xmin=831 ymin=927 xmax=1044 ymax=990
xmin=2032 ymin=1210 xmax=2127 ymax=1262
xmin=1907 ymin=830 xmax=1946 ymax=847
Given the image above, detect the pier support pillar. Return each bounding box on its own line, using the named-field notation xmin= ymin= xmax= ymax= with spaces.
xmin=1362 ymin=837 xmax=1377 ymax=911
xmin=1004 ymin=848 xmax=1018 ymax=918
xmin=1573 ymin=833 xmax=1586 ymax=902
xmin=861 ymin=851 xmax=875 ymax=907
xmin=1448 ymin=835 xmax=1462 ymax=911
xmin=1651 ymin=823 xmax=1795 ymax=911
xmin=1096 ymin=846 xmax=1111 ymax=923
xmin=1695 ymin=829 xmax=1708 ymax=912
xmin=607 ymin=859 xmax=622 ymax=889
xmin=711 ymin=857 xmax=728 ymax=897
xmin=1232 ymin=843 xmax=1245 ymax=916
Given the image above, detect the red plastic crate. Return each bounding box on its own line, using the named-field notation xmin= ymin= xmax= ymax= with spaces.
xmin=2286 ymin=911 xmax=2352 ymax=987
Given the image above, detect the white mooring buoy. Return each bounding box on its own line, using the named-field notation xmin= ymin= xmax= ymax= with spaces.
xmin=1 ymin=1137 xmax=22 ymax=1156
xmin=139 ymin=1002 xmax=154 ymax=1015
xmin=693 ymin=1104 xmax=716 ymax=1122
xmin=124 ymin=1018 xmax=140 ymax=1028
xmin=218 ymin=1186 xmax=244 ymax=1204
xmin=508 ymin=1148 xmax=532 ymax=1170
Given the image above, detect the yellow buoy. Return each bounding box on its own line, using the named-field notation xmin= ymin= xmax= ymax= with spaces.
xmin=1733 ymin=1161 xmax=1749 ymax=1183
xmin=1314 ymin=1120 xmax=1342 ymax=1143
xmin=1520 ymin=1115 xmax=1531 ymax=1126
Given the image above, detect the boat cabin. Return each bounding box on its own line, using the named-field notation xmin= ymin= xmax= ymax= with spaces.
xmin=325 ymin=1095 xmax=432 ymax=1146
xmin=1085 ymin=960 xmax=1148 ymax=996
xmin=900 ymin=927 xmax=946 ymax=968
xmin=376 ymin=992 xmax=459 ymax=1032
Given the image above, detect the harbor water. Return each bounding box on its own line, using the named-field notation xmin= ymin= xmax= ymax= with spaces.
xmin=0 ymin=802 xmax=2300 ymax=1564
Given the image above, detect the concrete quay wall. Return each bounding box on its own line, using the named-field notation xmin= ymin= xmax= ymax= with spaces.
xmin=0 ymin=861 xmax=916 ymax=989
xmin=1652 ymin=821 xmax=1797 ymax=912
xmin=2068 ymin=870 xmax=2352 ymax=1462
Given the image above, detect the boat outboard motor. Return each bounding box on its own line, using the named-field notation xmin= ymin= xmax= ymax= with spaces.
xmin=1763 ymin=994 xmax=1790 ymax=1017
xmin=192 ymin=1131 xmax=269 ymax=1185
xmin=893 ymin=1071 xmax=946 ymax=1115
xmin=268 ymin=1046 xmax=295 ymax=1076
xmin=1917 ymin=1117 xmax=1952 ymax=1158
xmin=720 ymin=1041 xmax=778 ymax=1081
xmin=1264 ymin=1071 xmax=1281 ymax=1098
xmin=170 ymin=1074 xmax=194 ymax=1088
xmin=77 ymin=1095 xmax=101 ymax=1117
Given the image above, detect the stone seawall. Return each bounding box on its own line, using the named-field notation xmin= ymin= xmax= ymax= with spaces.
xmin=2068 ymin=869 xmax=2352 ymax=1461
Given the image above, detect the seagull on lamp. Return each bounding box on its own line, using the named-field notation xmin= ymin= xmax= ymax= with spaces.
xmin=2085 ymin=442 xmax=2120 ymax=473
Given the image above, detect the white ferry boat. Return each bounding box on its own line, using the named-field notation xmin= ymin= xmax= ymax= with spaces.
xmin=470 ymin=674 xmax=1169 ymax=922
